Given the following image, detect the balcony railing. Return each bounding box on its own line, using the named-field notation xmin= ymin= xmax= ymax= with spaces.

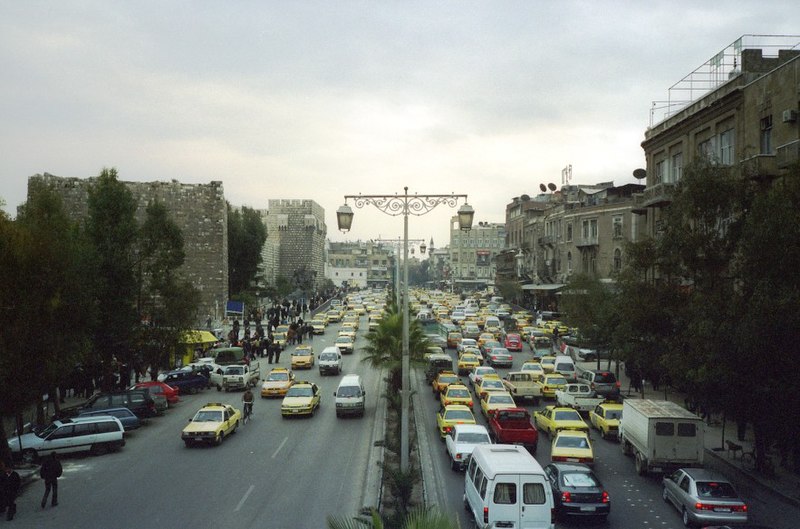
xmin=739 ymin=154 xmax=777 ymax=179
xmin=777 ymin=140 xmax=800 ymax=169
xmin=641 ymin=182 xmax=676 ymax=208
xmin=575 ymin=236 xmax=599 ymax=248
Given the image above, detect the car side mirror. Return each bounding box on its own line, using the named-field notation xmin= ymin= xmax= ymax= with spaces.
xmin=333 ymin=392 xmax=336 ymax=397
xmin=362 ymin=391 xmax=366 ymax=396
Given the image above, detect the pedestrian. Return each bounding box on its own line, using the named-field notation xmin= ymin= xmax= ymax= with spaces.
xmin=266 ymin=342 xmax=275 ymax=364
xmin=40 ymin=452 xmax=62 ymax=508
xmin=273 ymin=342 xmax=282 ymax=364
xmin=0 ymin=460 xmax=21 ymax=521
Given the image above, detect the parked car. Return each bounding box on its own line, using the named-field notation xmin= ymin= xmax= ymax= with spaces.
xmin=56 ymin=389 xmax=159 ymax=420
xmin=160 ymin=369 xmax=209 ymax=394
xmin=545 ymin=462 xmax=610 ymax=520
xmin=78 ymin=407 xmax=141 ymax=431
xmin=662 ymin=468 xmax=748 ymax=527
xmin=8 ymin=416 xmax=125 ymax=462
xmin=578 ymin=369 xmax=621 ymax=399
xmin=133 ymin=381 xmax=179 ymax=406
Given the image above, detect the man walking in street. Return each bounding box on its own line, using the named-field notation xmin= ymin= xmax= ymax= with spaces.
xmin=0 ymin=460 xmax=21 ymax=521
xmin=40 ymin=451 xmax=62 ymax=508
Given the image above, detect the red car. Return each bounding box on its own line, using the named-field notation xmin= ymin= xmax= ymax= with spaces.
xmin=504 ymin=333 xmax=523 ymax=352
xmin=133 ymin=381 xmax=180 ymax=405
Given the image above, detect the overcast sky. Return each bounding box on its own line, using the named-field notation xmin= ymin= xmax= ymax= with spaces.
xmin=1 ymin=1 xmax=797 ymax=247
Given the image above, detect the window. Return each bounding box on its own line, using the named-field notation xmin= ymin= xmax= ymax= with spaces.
xmin=613 ymin=248 xmax=622 ymax=272
xmin=567 ymin=252 xmax=572 ymax=273
xmin=698 ymin=138 xmax=714 ymax=161
xmin=612 ymin=216 xmax=623 ymax=239
xmin=655 ymin=422 xmax=675 ymax=436
xmin=671 ymin=152 xmax=683 ymax=182
xmin=494 ymin=482 xmax=517 ymax=504
xmin=473 ymin=467 xmax=484 ymax=489
xmin=677 ymin=423 xmax=697 ymax=437
xmin=760 ymin=116 xmax=772 ymax=154
xmin=566 ymin=223 xmax=573 ymax=242
xmin=654 ymin=160 xmax=665 ymax=184
xmin=590 ymin=219 xmax=598 ymax=238
xmin=49 ymin=425 xmax=75 ymax=440
xmin=719 ymin=129 xmax=734 ymax=165
xmin=582 ymin=220 xmax=589 ymax=240
xmin=479 ymin=476 xmax=488 ymax=499
xmin=523 ymin=482 xmax=546 ymax=504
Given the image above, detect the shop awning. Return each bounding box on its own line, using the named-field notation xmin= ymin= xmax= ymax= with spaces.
xmin=181 ymin=330 xmax=219 ymax=344
xmin=521 ymin=283 xmax=565 ymax=291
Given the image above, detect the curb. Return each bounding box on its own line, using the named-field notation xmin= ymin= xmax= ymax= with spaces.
xmin=361 ymin=367 xmax=387 ymax=513
xmin=704 ymin=447 xmax=800 ymax=509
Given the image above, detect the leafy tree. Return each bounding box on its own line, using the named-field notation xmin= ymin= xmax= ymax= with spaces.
xmin=136 ymin=200 xmax=200 ymax=378
xmin=0 ymin=182 xmax=94 ymax=461
xmin=86 ymin=168 xmax=139 ymax=381
xmin=227 ymin=203 xmax=267 ymax=296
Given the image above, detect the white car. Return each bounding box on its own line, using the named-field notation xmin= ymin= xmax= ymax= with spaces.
xmin=468 ymin=366 xmax=498 ymax=387
xmin=457 ymin=338 xmax=479 ymax=354
xmin=334 ymin=335 xmax=354 ymax=354
xmin=445 ymin=424 xmax=492 ymax=471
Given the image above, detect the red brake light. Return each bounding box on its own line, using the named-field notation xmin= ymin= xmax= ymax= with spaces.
xmin=561 ymin=491 xmax=571 ymax=503
xmin=601 ymin=491 xmax=609 ymax=503
xmin=615 ymin=381 xmax=621 ymax=388
xmin=483 ymin=507 xmax=489 ymax=523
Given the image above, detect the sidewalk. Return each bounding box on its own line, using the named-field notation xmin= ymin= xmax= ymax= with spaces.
xmin=574 ymin=355 xmax=800 ymax=509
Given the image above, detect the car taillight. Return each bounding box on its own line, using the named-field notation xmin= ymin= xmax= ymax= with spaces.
xmin=455 ymin=453 xmax=462 ymax=460
xmin=483 ymin=507 xmax=489 ymax=523
xmin=444 ymin=426 xmax=452 ymax=433
xmin=615 ymin=381 xmax=621 ymax=388
xmin=561 ymin=491 xmax=571 ymax=503
xmin=590 ymin=383 xmax=596 ymax=390
xmin=444 ymin=400 xmax=451 ymax=406
xmin=601 ymin=491 xmax=609 ymax=503
xmin=467 ymin=401 xmax=473 ymax=407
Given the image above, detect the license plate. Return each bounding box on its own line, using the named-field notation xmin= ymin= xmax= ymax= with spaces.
xmin=580 ymin=507 xmax=595 ymax=512
xmin=715 ymin=508 xmax=731 ymax=513
xmin=194 ymin=437 xmax=203 ymax=441
xmin=292 ymin=410 xmax=299 ymax=414
xmin=567 ymin=458 xmax=579 ymax=462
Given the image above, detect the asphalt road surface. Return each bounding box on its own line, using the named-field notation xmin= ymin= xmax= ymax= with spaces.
xmin=10 ymin=317 xmax=381 ymax=529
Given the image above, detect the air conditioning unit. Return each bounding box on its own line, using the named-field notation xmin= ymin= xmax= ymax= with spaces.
xmin=783 ymin=109 xmax=798 ymax=123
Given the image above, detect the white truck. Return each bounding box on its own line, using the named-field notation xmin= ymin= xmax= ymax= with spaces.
xmin=619 ymin=399 xmax=704 ymax=476
xmin=318 ymin=346 xmax=343 ymax=376
xmin=555 ymin=383 xmax=604 ymax=412
xmin=501 ymin=371 xmax=543 ymax=404
xmin=221 ymin=363 xmax=261 ymax=392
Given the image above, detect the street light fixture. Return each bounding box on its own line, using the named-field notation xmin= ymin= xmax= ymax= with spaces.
xmin=336 ymin=187 xmax=472 ymax=472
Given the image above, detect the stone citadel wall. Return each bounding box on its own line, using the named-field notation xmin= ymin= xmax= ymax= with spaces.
xmin=27 ymin=173 xmax=228 ymax=323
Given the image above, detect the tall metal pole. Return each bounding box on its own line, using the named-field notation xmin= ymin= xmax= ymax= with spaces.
xmin=396 ymin=236 xmax=401 ymax=309
xmin=400 ymin=191 xmax=411 ymax=471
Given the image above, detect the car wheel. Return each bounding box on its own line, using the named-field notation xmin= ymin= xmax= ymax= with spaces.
xmin=635 ymin=452 xmax=646 ymax=476
xmin=214 ymin=433 xmax=223 ymax=446
xmin=217 ymin=384 xmax=221 ymax=391
xmin=682 ymin=508 xmax=692 ymax=527
xmin=450 ymin=458 xmax=458 ymax=471
xmin=184 ymin=440 xmax=193 ymax=448
xmin=22 ymin=449 xmax=38 ymax=464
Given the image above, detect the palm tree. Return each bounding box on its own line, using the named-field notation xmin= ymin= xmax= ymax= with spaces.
xmin=326 ymin=507 xmax=458 ymax=529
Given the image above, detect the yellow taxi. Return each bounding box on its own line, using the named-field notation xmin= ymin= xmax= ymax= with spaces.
xmin=280 ymin=381 xmax=321 ymax=417
xmin=310 ymin=318 xmax=327 ymax=334
xmin=341 ymin=320 xmax=359 ymax=334
xmin=181 ymin=402 xmax=241 ymax=447
xmin=291 ymin=345 xmax=315 ymax=370
xmin=520 ymin=326 xmax=537 ymax=341
xmin=551 ymin=430 xmax=594 ymax=466
xmin=475 ymin=377 xmax=506 ymax=399
xmin=477 ymin=332 xmax=495 ymax=348
xmin=457 ymin=352 xmax=482 ymax=376
xmin=520 ymin=362 xmax=545 ymax=379
xmin=440 ymin=383 xmax=473 ymax=409
xmin=325 ymin=309 xmax=341 ymax=323
xmin=432 ymin=371 xmax=460 ymax=396
xmin=338 ymin=327 xmax=357 ymax=340
xmin=533 ymin=406 xmax=589 ymax=436
xmin=260 ymin=367 xmax=295 ymax=398
xmin=274 ymin=325 xmax=290 ymax=349
xmin=536 ymin=373 xmax=568 ymax=399
xmin=479 ymin=391 xmax=517 ymax=418
xmin=544 ymin=320 xmax=569 ymax=335
xmin=589 ymin=402 xmax=623 ymax=439
xmin=540 ymin=356 xmax=557 ymax=373
xmin=435 ymin=404 xmax=476 ymax=439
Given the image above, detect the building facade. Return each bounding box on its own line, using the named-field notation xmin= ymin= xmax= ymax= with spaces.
xmin=638 ymin=36 xmax=800 ymax=244
xmin=27 ymin=173 xmax=228 ymax=322
xmin=449 ymin=217 xmax=505 ymax=289
xmin=325 ymin=240 xmax=394 ymax=289
xmin=262 ymin=199 xmax=327 ymax=293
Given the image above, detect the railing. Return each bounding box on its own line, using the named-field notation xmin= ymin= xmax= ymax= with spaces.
xmin=777 ymin=140 xmax=800 ymax=169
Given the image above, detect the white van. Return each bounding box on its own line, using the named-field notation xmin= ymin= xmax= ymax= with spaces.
xmin=334 ymin=374 xmax=366 ymax=418
xmin=553 ymin=355 xmax=577 ymax=381
xmin=465 ymin=444 xmax=554 ymax=529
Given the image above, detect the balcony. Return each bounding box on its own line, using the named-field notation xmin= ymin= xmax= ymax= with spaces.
xmin=739 ymin=154 xmax=777 ymax=180
xmin=538 ymin=235 xmax=554 ymax=247
xmin=640 ymin=182 xmax=676 ymax=208
xmin=777 ymin=140 xmax=800 ymax=169
xmin=575 ymin=236 xmax=599 ymax=248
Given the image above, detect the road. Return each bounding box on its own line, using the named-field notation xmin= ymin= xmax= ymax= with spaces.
xmin=10 ymin=316 xmax=381 ymax=529
xmin=415 ymin=341 xmax=800 ymax=529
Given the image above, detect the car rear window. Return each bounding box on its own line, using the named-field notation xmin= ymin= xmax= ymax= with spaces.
xmin=594 ymin=372 xmax=616 ymax=383
xmin=696 ymin=481 xmax=738 ymax=498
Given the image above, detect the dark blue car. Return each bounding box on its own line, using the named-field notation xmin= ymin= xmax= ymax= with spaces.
xmin=78 ymin=407 xmax=141 ymax=431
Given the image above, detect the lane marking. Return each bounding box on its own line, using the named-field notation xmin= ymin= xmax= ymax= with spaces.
xmin=234 ymin=484 xmax=254 ymax=512
xmin=272 ymin=436 xmax=288 ymax=459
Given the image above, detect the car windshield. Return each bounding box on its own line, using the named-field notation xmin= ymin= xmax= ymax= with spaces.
xmin=522 ymin=365 xmax=542 ymax=372
xmin=287 ymin=387 xmax=313 ymax=397
xmin=562 ymin=472 xmax=599 ymax=488
xmin=458 ymin=432 xmax=490 ymax=444
xmin=547 ymin=377 xmax=567 ymax=385
xmin=37 ymin=423 xmax=59 ymax=438
xmin=556 ymin=435 xmax=589 ymax=448
xmin=225 ymin=367 xmax=244 ymax=375
xmin=445 ymin=410 xmax=473 ymax=421
xmin=696 ymin=481 xmax=738 ymax=498
xmin=293 ymin=350 xmax=311 ymax=356
xmin=194 ymin=410 xmax=222 ymax=422
xmin=594 ymin=372 xmax=616 ymax=383
xmin=490 ymin=395 xmax=514 ymax=404
xmin=440 ymin=375 xmax=458 ymax=383
xmin=461 ymin=355 xmax=479 ymax=362
xmin=448 ymin=388 xmax=470 ymax=398
xmin=605 ymin=410 xmax=622 ymax=420
xmin=267 ymin=372 xmax=288 ymax=381
xmin=337 ymin=386 xmax=361 ymax=397
xmin=320 ymin=353 xmax=337 ymax=361
xmin=335 ymin=337 xmax=350 ymax=343
xmin=554 ymin=410 xmax=582 ymax=421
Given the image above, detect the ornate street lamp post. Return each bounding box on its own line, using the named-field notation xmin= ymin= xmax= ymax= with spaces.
xmin=336 ymin=187 xmax=473 ymax=471
xmin=375 ymin=237 xmax=426 ymax=308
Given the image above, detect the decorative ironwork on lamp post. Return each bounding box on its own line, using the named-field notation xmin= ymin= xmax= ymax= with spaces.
xmin=336 ymin=187 xmax=473 ymax=472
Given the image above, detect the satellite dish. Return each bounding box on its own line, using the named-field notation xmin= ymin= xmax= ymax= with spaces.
xmin=539 ymin=184 xmax=547 ymax=192
xmin=521 ymin=194 xmax=530 ymax=201
xmin=547 ymin=183 xmax=557 ymax=191
xmin=633 ymin=168 xmax=647 ymax=179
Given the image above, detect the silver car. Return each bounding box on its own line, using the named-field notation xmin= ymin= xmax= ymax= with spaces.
xmin=662 ymin=468 xmax=748 ymax=527
xmin=485 ymin=347 xmax=513 ymax=368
